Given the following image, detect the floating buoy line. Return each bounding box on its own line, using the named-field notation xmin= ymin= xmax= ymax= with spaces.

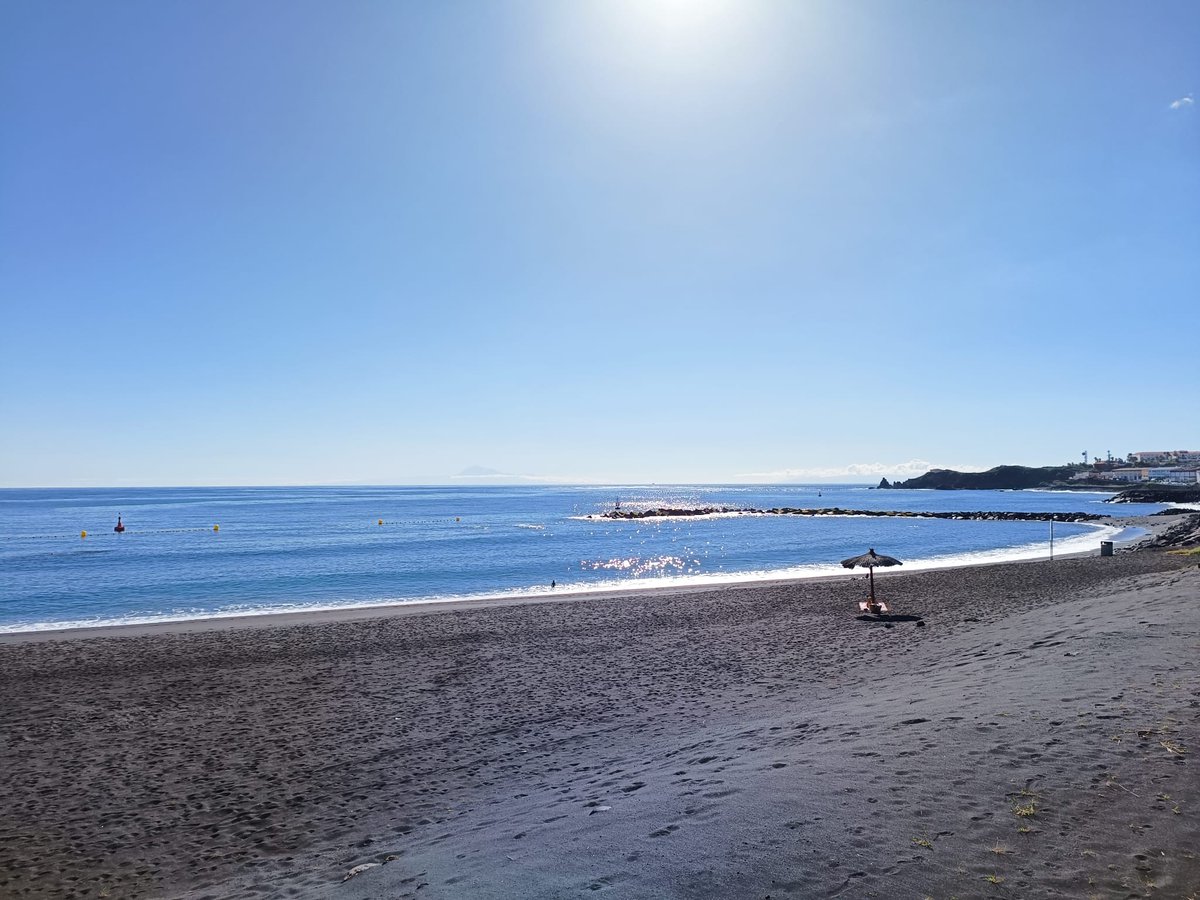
xmin=1 ymin=526 xmax=223 ymax=541
xmin=7 ymin=517 xmax=498 ymax=543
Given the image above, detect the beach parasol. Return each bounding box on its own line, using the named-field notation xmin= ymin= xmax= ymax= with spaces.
xmin=841 ymin=548 xmax=902 ymax=613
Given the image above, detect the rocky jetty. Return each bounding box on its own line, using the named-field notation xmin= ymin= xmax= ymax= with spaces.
xmin=1108 ymin=485 xmax=1200 ymax=504
xmin=599 ymin=507 xmax=1104 ymax=523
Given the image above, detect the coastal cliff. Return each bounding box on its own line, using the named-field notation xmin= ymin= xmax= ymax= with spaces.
xmin=880 ymin=467 xmax=1199 ymax=501
xmin=886 ymin=465 xmax=1085 ymax=490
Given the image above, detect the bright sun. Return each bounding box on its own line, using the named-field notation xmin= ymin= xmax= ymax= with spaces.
xmin=588 ymin=0 xmax=756 ymax=71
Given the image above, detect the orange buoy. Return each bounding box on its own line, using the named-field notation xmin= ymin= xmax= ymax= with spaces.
xmin=114 ymin=515 xmax=125 ymax=533
xmin=378 ymin=519 xmax=384 ymax=526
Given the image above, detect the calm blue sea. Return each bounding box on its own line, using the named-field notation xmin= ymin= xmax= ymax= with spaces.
xmin=0 ymin=485 xmax=1161 ymax=633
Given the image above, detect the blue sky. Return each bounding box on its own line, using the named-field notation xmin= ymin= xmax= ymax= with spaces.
xmin=2 ymin=1 xmax=1197 ymax=486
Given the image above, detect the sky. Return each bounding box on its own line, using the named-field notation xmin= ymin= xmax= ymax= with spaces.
xmin=1 ymin=0 xmax=1197 ymax=487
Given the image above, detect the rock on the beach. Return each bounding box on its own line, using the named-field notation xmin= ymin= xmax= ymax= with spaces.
xmin=343 ymin=862 xmax=381 ymax=881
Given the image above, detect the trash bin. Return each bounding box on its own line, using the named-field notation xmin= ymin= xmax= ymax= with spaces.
xmin=1100 ymin=541 xmax=1114 ymax=557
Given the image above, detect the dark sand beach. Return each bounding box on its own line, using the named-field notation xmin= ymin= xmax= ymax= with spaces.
xmin=2 ymin=550 xmax=1198 ymax=899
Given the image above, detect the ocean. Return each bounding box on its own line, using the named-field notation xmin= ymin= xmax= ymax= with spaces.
xmin=0 ymin=484 xmax=1163 ymax=633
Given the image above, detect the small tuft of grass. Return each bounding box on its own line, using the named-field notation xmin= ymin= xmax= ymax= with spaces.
xmin=1017 ymin=824 xmax=1033 ymax=834
xmin=1161 ymin=739 xmax=1187 ymax=755
xmin=984 ymin=873 xmax=1004 ymax=885
xmin=912 ymin=836 xmax=934 ymax=849
xmin=989 ymin=844 xmax=1012 ymax=855
xmin=1009 ymin=787 xmax=1040 ymax=819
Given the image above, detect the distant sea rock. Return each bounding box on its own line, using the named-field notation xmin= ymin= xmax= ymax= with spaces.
xmin=889 ymin=465 xmax=1085 ymax=491
xmin=877 ymin=478 xmax=892 ymax=489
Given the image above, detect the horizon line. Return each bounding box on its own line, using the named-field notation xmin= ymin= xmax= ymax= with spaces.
xmin=0 ymin=479 xmax=893 ymax=491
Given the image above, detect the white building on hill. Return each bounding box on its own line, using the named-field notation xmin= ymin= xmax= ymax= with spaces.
xmin=1129 ymin=450 xmax=1200 ymax=465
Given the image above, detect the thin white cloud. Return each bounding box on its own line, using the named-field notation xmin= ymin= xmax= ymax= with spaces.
xmin=733 ymin=459 xmax=986 ymax=482
xmin=1170 ymin=94 xmax=1194 ymax=110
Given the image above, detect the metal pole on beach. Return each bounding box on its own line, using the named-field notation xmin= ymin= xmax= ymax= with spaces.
xmin=1049 ymin=515 xmax=1054 ymax=561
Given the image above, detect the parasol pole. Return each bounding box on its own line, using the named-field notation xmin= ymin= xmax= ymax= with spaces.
xmin=868 ymin=565 xmax=875 ymax=602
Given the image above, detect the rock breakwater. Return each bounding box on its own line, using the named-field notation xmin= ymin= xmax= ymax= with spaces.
xmin=598 ymin=507 xmax=1104 ymax=523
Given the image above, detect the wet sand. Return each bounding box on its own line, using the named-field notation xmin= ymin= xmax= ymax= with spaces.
xmin=1 ymin=550 xmax=1198 ymax=899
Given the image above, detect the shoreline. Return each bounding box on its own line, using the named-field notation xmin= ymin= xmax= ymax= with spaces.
xmin=1 ymin=550 xmax=1196 ymax=899
xmin=0 ymin=515 xmax=1150 ymax=642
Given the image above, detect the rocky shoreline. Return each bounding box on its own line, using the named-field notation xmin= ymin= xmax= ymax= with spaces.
xmin=598 ymin=506 xmax=1105 ymax=523
xmin=1133 ymin=511 xmax=1200 ymax=549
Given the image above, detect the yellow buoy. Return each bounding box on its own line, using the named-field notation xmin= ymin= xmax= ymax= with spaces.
xmin=378 ymin=519 xmax=383 ymax=526
xmin=81 ymin=530 xmax=87 ymax=539
xmin=213 ymin=524 xmax=220 ymax=532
